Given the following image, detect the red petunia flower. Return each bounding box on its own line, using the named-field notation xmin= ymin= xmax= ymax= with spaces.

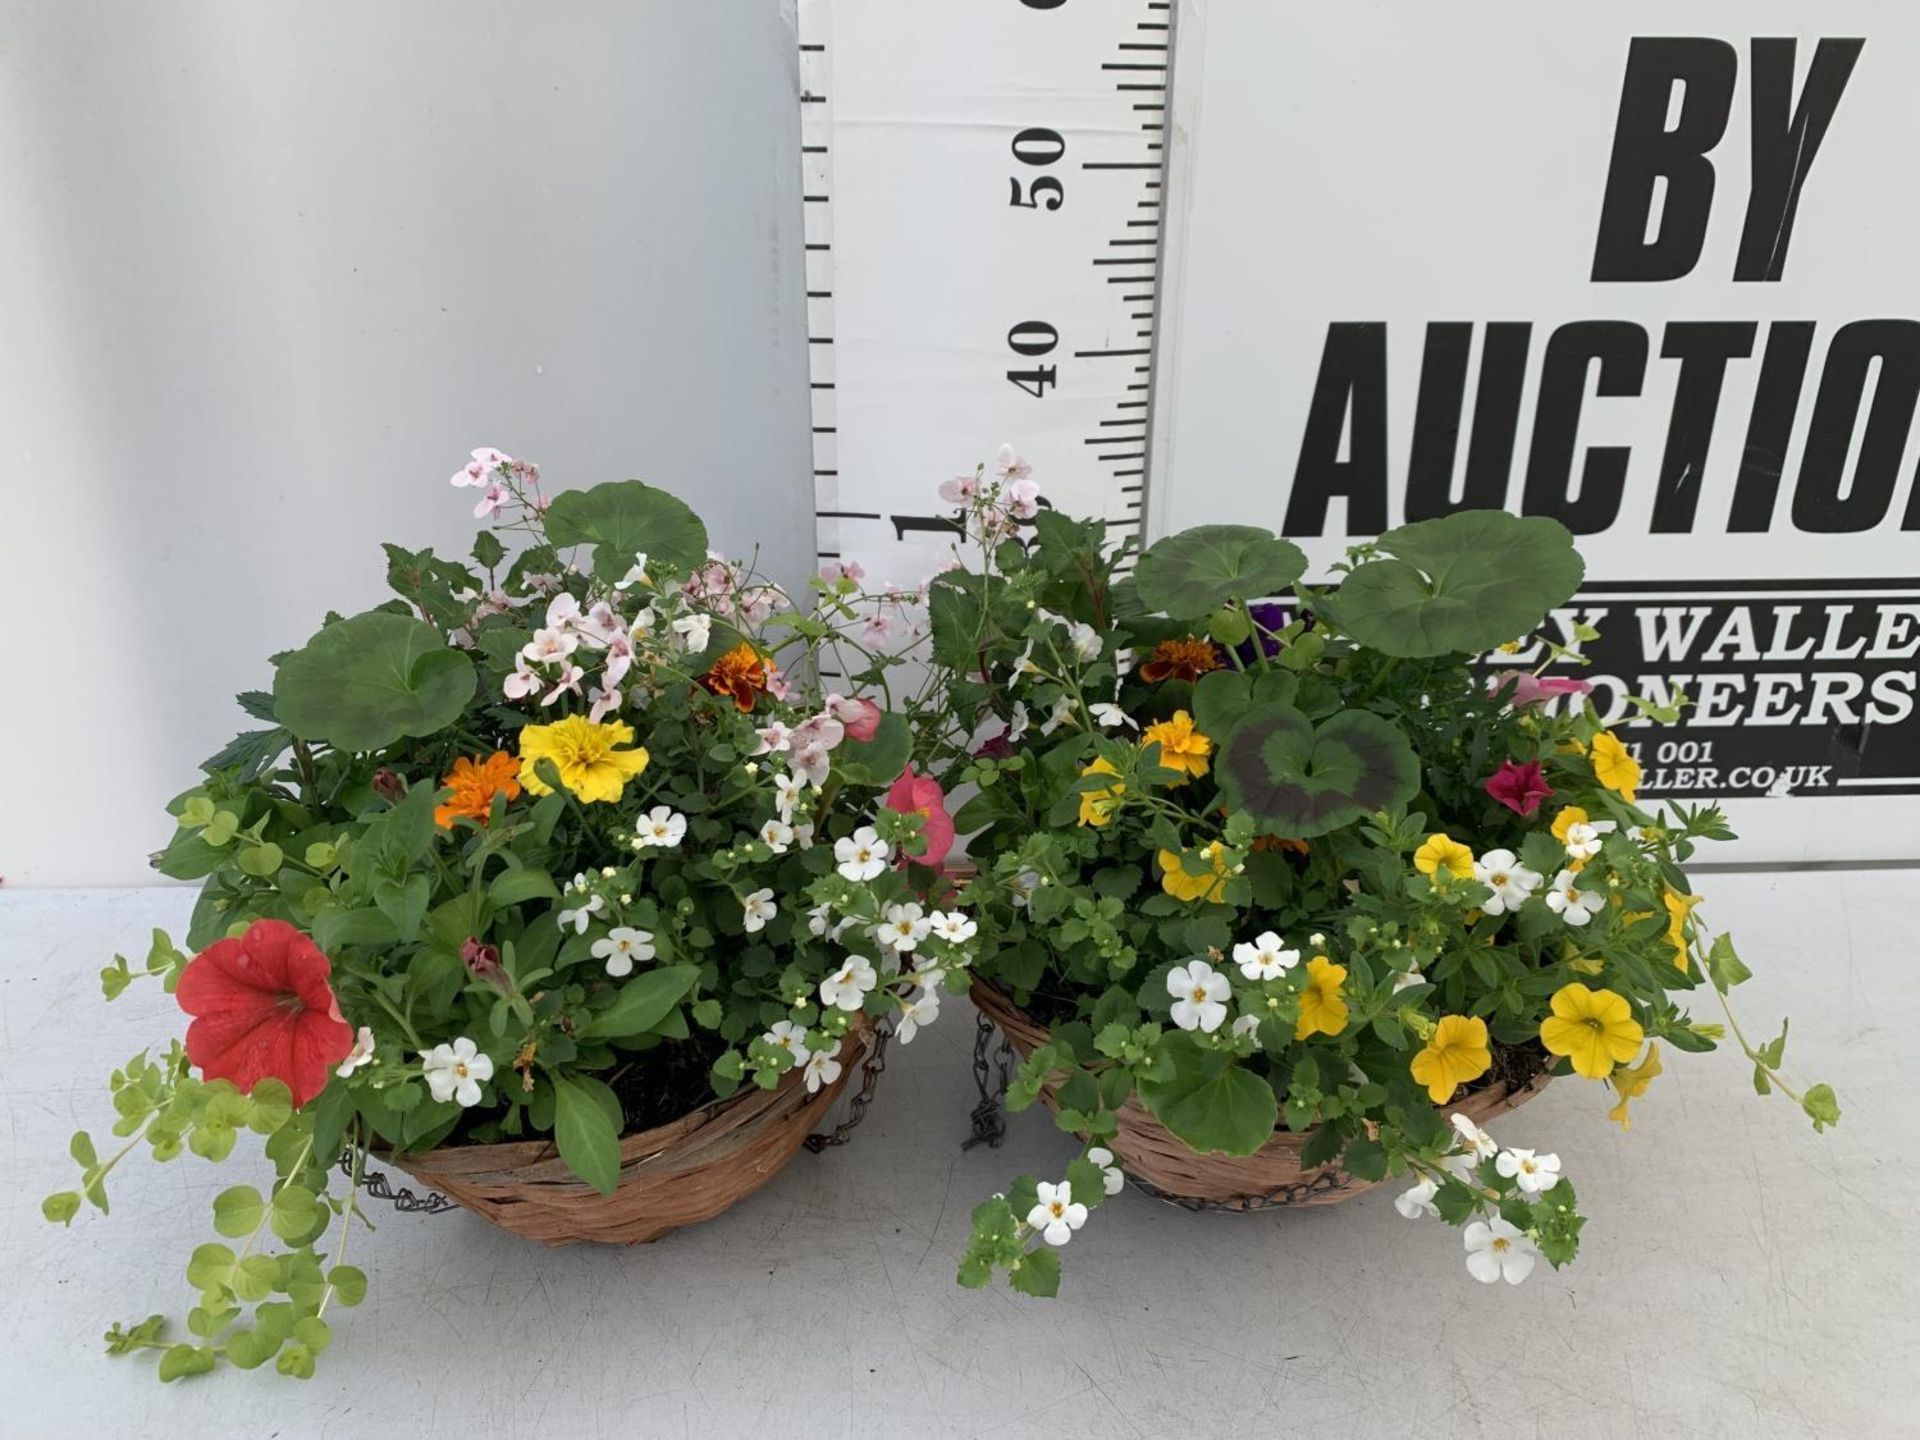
xmin=884 ymin=765 xmax=956 ymax=868
xmin=1485 ymin=758 xmax=1554 ymax=818
xmin=176 ymin=919 xmax=355 ymax=1107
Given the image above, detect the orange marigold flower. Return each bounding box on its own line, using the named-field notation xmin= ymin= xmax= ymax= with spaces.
xmin=1139 ymin=637 xmax=1223 ymax=683
xmin=1251 ymin=834 xmax=1310 ymax=855
xmin=699 ymin=641 xmax=770 ymax=712
xmin=435 ymin=750 xmax=523 ymax=828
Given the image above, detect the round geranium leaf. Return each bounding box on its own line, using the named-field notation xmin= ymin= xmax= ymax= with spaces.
xmin=543 ymin=480 xmax=710 ymax=580
xmin=1133 ymin=525 xmax=1308 ymax=620
xmin=1214 ymin=704 xmax=1420 ymax=838
xmin=1330 ymin=510 xmax=1584 ymax=657
xmin=273 ymin=612 xmax=477 ymax=753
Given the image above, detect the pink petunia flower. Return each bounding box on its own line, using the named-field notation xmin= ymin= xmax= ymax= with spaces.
xmin=884 ymin=766 xmax=955 ymax=868
xmin=1485 ymin=759 xmax=1554 ymax=818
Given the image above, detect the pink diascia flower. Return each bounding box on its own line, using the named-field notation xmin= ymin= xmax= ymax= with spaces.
xmin=938 ymin=474 xmax=978 ymax=505
xmin=1492 ymin=672 xmax=1595 ymax=710
xmin=472 ymin=483 xmax=510 ymax=519
xmin=1484 ymin=759 xmax=1554 ymax=818
xmin=991 ymin=444 xmax=1032 ymax=482
xmin=1004 ymin=478 xmax=1042 ymax=521
xmin=820 ymin=560 xmax=866 ymax=586
xmin=884 ymin=766 xmax=955 ymax=868
xmin=827 ymin=694 xmax=883 ymax=742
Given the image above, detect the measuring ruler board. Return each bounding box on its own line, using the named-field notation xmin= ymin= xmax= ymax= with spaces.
xmin=796 ymin=0 xmax=1177 ymax=603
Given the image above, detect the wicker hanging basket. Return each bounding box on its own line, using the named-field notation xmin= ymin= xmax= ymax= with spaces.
xmin=383 ymin=1015 xmax=879 ymax=1245
xmin=972 ymin=981 xmax=1549 ymax=1211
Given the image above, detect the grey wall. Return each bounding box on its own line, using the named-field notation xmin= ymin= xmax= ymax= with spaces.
xmin=0 ymin=1 xmax=814 ymax=885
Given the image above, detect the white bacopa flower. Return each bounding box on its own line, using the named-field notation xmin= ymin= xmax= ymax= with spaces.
xmin=1089 ymin=702 xmax=1139 ymax=731
xmin=818 ymin=954 xmax=878 ymax=1011
xmin=421 ymin=1038 xmax=494 ymax=1108
xmin=635 ymin=806 xmax=687 ymax=848
xmin=1394 ymin=1177 xmax=1439 ymax=1219
xmin=1085 ymin=1146 xmax=1125 ymax=1196
xmin=1037 ymin=694 xmax=1076 ymax=736
xmin=896 ymin=986 xmax=942 ymax=1043
xmin=760 ymin=819 xmax=794 ymax=854
xmin=618 ymin=551 xmax=650 ymax=588
xmin=336 ymin=1026 xmax=377 ymax=1078
xmin=741 ymin=888 xmax=778 ymax=934
xmin=1392 ymin=968 xmax=1427 ymax=993
xmin=671 ymin=612 xmax=712 ymax=654
xmin=592 ymin=926 xmax=656 ymax=978
xmin=1471 ymin=848 xmax=1544 ymax=915
xmin=1450 ymin=1113 xmax=1499 ymax=1159
xmin=1494 ymin=1147 xmax=1563 ymax=1197
xmin=762 ymin=1019 xmax=812 ymax=1067
xmin=1562 ymin=818 xmax=1616 ymax=861
xmin=557 ymin=892 xmax=605 ymax=934
xmin=1463 ymin=1217 xmax=1539 ymax=1285
xmin=1544 ymin=869 xmax=1606 ymax=927
xmin=1167 ymin=959 xmax=1231 ymax=1033
xmin=1007 ymin=869 xmax=1043 ymax=907
xmin=1026 ymin=1181 xmax=1089 ymax=1246
xmin=834 ymin=826 xmax=890 ymax=882
xmin=520 ymin=626 xmax=579 ymax=666
xmin=874 ymin=901 xmax=929 ymax=951
xmin=806 ymin=902 xmax=835 ymax=938
xmin=791 ymin=820 xmax=816 ymax=850
xmin=1231 ymin=930 xmax=1300 ymax=982
xmin=1230 ymin=1013 xmax=1261 ymax=1040
xmin=772 ymin=770 xmax=807 ymax=821
xmin=927 ymin=909 xmax=978 ymax=945
xmin=1441 ymin=1152 xmax=1482 ymax=1184
xmin=803 ymin=1039 xmax=843 ymax=1094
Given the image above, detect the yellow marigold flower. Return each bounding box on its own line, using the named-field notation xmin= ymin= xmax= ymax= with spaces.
xmin=1607 ymin=1043 xmax=1662 ymax=1130
xmin=1156 ymin=841 xmax=1231 ymax=904
xmin=1142 ymin=709 xmax=1211 ymax=783
xmin=1409 ymin=1014 xmax=1493 ymax=1104
xmin=517 ymin=716 xmax=651 ymax=804
xmin=1550 ymin=805 xmax=1589 ymax=844
xmin=1590 ymin=731 xmax=1641 ymax=804
xmin=1539 ymin=982 xmax=1644 ymax=1080
xmin=434 ymin=750 xmax=523 ymax=829
xmin=1413 ymin=833 xmax=1475 ymax=879
xmin=1140 ymin=637 xmax=1222 ymax=683
xmin=1294 ymin=956 xmax=1349 ymax=1040
xmin=1663 ymin=888 xmax=1703 ymax=972
xmin=1077 ymin=756 xmax=1125 ymax=828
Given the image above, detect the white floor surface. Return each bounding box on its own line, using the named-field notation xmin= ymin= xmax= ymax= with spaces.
xmin=0 ymin=873 xmax=1914 ymax=1439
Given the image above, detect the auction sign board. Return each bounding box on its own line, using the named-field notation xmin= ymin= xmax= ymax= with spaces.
xmin=1153 ymin=2 xmax=1920 ymax=862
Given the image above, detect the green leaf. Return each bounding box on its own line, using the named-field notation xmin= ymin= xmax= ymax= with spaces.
xmin=272 ymin=611 xmax=478 ymax=753
xmin=371 ymin=874 xmax=432 ymax=943
xmin=543 ymin=480 xmax=710 ymax=581
xmin=1134 ymin=525 xmax=1309 ymax=619
xmin=488 ymin=866 xmax=562 ymax=907
xmin=268 ymin=1185 xmax=321 ymax=1242
xmin=1326 ymin=510 xmax=1584 ymax=657
xmin=42 ymin=1191 xmax=81 ymax=1225
xmin=1706 ymin=933 xmax=1752 ymax=991
xmin=1801 ymin=1083 xmax=1841 ymax=1131
xmin=1213 ymin=704 xmax=1420 ymax=838
xmin=224 ymin=1328 xmax=280 ymax=1370
xmin=581 ymin=965 xmax=701 ymax=1039
xmin=327 ymin=1265 xmax=368 ymax=1308
xmin=200 ymin=727 xmax=291 ymax=782
xmin=211 ymin=1185 xmax=266 ymax=1239
xmin=552 ymin=1075 xmax=625 ymax=1194
xmin=834 ymin=710 xmax=911 ymax=789
xmin=1007 ymin=1246 xmax=1062 ymax=1298
xmin=158 ymin=1343 xmax=216 ymax=1383
xmin=311 ymin=905 xmax=401 ymax=952
xmin=1135 ymin=1033 xmax=1278 ymax=1156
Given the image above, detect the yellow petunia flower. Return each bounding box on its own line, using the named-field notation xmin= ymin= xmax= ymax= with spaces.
xmin=1591 ymin=731 xmax=1641 ymax=804
xmin=1413 ymin=833 xmax=1475 ymax=880
xmin=1663 ymin=888 xmax=1703 ymax=972
xmin=517 ymin=715 xmax=651 ymax=804
xmin=1077 ymin=756 xmax=1126 ymax=828
xmin=1550 ymin=805 xmax=1589 ymax=844
xmin=1156 ymin=842 xmax=1231 ymax=904
xmin=1141 ymin=710 xmax=1212 ymax=783
xmin=1409 ymin=1014 xmax=1493 ymax=1104
xmin=1294 ymin=955 xmax=1349 ymax=1040
xmin=1539 ymin=982 xmax=1644 ymax=1080
xmin=1607 ymin=1043 xmax=1663 ymax=1130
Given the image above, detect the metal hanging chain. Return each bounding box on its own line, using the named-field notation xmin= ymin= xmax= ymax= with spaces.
xmin=804 ymin=1016 xmax=894 ymax=1152
xmin=963 ymin=1008 xmax=1018 ymax=1151
xmin=338 ymin=1147 xmax=459 ymax=1215
xmin=1123 ymin=1167 xmax=1351 ymax=1213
